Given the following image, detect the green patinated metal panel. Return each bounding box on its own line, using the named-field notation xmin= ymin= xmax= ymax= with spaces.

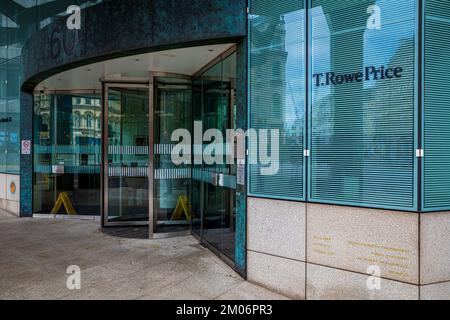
xmin=423 ymin=0 xmax=450 ymax=211
xmin=235 ymin=41 xmax=248 ymax=277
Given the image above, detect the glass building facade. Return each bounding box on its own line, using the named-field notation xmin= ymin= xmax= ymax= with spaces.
xmin=249 ymin=0 xmax=450 ymax=213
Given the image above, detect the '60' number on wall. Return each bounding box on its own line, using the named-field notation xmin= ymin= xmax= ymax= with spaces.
xmin=49 ymin=6 xmax=81 ymax=59
xmin=49 ymin=25 xmax=78 ymax=59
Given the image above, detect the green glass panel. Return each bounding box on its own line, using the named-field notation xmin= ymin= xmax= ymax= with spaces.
xmin=0 ymin=60 xmax=6 ymax=173
xmin=423 ymin=0 xmax=450 ymax=211
xmin=310 ymin=0 xmax=416 ymax=209
xmin=249 ymin=0 xmax=306 ymax=200
xmin=5 ymin=57 xmax=20 ymax=174
xmin=0 ymin=57 xmax=21 ymax=174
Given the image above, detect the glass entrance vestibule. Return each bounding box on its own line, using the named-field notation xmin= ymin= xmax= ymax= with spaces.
xmin=33 ymin=49 xmax=238 ymax=265
xmin=102 ymin=74 xmax=194 ymax=237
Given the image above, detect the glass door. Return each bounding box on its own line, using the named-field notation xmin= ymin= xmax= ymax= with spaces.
xmin=152 ymin=75 xmax=192 ymax=236
xmin=192 ymin=52 xmax=238 ymax=263
xmin=202 ymin=67 xmax=237 ymax=262
xmin=103 ymin=84 xmax=150 ymax=226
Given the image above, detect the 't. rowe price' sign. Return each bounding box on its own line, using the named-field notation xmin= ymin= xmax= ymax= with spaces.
xmin=313 ymin=66 xmax=404 ymax=87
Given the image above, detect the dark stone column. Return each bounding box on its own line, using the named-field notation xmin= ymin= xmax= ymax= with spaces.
xmin=20 ymin=91 xmax=33 ymax=217
xmin=235 ymin=39 xmax=248 ymax=278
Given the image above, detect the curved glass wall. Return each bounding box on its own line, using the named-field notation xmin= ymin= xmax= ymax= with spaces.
xmin=33 ymin=92 xmax=101 ymax=215
xmin=192 ymin=52 xmax=237 ymax=262
xmin=0 ymin=57 xmax=20 ymax=174
xmin=1 ymin=1 xmax=104 ymax=175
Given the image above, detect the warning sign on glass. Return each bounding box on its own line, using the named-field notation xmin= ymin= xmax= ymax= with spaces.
xmin=21 ymin=140 xmax=31 ymax=155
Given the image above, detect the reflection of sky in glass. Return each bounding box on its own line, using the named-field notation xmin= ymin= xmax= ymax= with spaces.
xmin=13 ymin=0 xmax=38 ymax=8
xmin=363 ymin=0 xmax=415 ymax=89
xmin=284 ymin=9 xmax=305 ymax=129
xmin=312 ymin=0 xmax=415 ymax=93
xmin=311 ymin=5 xmax=330 ymax=99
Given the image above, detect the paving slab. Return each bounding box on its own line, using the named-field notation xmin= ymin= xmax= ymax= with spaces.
xmin=0 ymin=210 xmax=287 ymax=300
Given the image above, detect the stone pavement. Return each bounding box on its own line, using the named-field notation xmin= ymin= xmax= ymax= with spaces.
xmin=0 ymin=211 xmax=288 ymax=300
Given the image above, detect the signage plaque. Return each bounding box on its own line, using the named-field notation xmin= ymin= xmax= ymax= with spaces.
xmin=21 ymin=140 xmax=31 ymax=155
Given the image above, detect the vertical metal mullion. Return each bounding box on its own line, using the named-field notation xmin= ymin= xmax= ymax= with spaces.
xmin=229 ymin=78 xmax=235 ymax=232
xmin=417 ymin=0 xmax=424 ymax=212
xmin=100 ymin=86 xmax=104 ymax=226
xmin=53 ymin=94 xmax=58 ymax=207
xmin=148 ymin=73 xmax=155 ymax=239
xmin=306 ymin=0 xmax=312 ymax=202
xmin=200 ymin=76 xmax=205 ymax=240
xmin=119 ymin=90 xmax=125 ymax=218
xmin=417 ymin=1 xmax=425 ymax=295
xmin=189 ymin=78 xmax=194 ymax=235
xmin=102 ymin=84 xmax=109 ymax=227
xmin=305 ymin=0 xmax=311 ymax=299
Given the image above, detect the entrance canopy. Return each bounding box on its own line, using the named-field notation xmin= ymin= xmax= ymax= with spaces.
xmin=35 ymin=44 xmax=235 ymax=92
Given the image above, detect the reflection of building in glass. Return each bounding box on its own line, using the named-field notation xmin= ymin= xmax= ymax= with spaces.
xmin=1 ymin=1 xmax=105 ymax=176
xmin=33 ymin=94 xmax=102 ymax=215
xmin=250 ymin=14 xmax=287 ymax=131
xmin=249 ymin=4 xmax=306 ymax=199
xmin=364 ymin=39 xmax=415 ymax=163
xmin=71 ymin=97 xmax=102 ymax=147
